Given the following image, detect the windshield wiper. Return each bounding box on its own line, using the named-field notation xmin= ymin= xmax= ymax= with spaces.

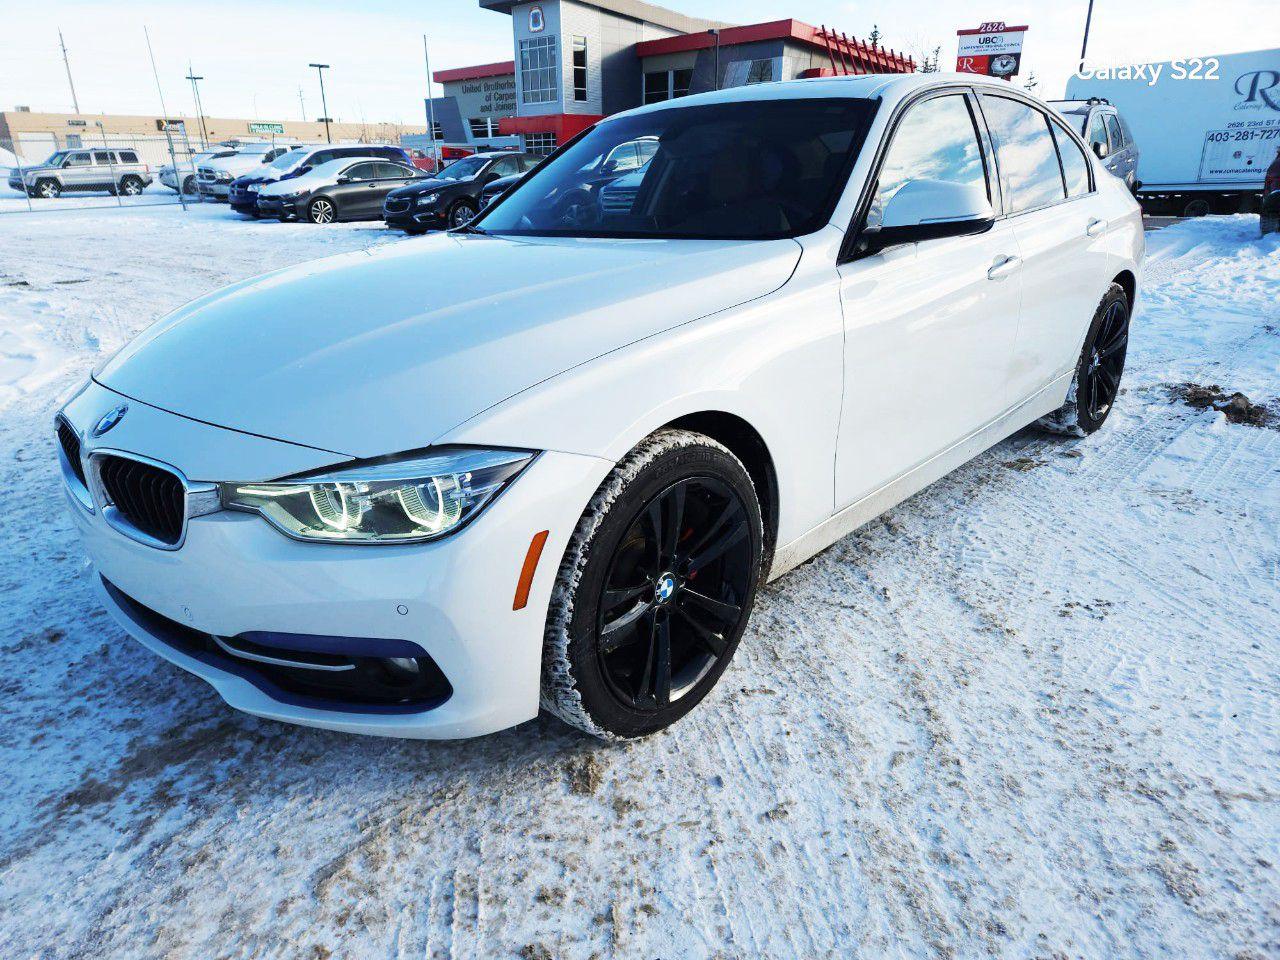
xmin=452 ymin=223 xmax=488 ymax=235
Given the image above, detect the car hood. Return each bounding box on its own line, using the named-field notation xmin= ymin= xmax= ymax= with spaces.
xmin=95 ymin=233 xmax=802 ymax=462
xmin=390 ymin=177 xmax=467 ymax=197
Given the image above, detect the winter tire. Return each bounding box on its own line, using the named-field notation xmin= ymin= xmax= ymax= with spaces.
xmin=118 ymin=176 xmax=144 ymax=197
xmin=182 ymin=175 xmax=197 ymax=196
xmin=447 ymin=200 xmax=477 ymax=229
xmin=308 ymin=197 xmax=336 ymax=225
xmin=1261 ymin=212 xmax=1279 ymax=236
xmin=1039 ymin=283 xmax=1130 ymax=437
xmin=542 ymin=429 xmax=764 ymax=740
xmin=35 ymin=179 xmax=61 ymax=199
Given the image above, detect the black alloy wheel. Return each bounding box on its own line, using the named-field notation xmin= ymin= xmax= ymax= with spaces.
xmin=1081 ymin=296 xmax=1129 ymax=426
xmin=595 ymin=476 xmax=755 ymax=712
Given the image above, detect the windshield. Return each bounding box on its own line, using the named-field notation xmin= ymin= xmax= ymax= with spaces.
xmin=43 ymin=151 xmax=69 ymax=167
xmin=437 ymin=156 xmax=487 ymax=181
xmin=265 ymin=150 xmax=308 ymax=172
xmin=478 ymin=98 xmax=876 ymax=240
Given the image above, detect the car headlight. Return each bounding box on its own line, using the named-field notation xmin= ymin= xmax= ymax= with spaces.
xmin=247 ymin=183 xmax=260 ymax=193
xmin=216 ymin=171 xmax=232 ymax=182
xmin=415 ymin=193 xmax=441 ymax=208
xmin=275 ymin=189 xmax=307 ymax=201
xmin=219 ymin=447 xmax=535 ymax=543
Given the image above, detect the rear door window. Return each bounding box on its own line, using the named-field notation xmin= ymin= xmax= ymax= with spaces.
xmin=118 ymin=150 xmax=140 ymax=164
xmin=981 ymin=94 xmax=1067 ymax=213
xmin=93 ymin=150 xmax=113 ymax=165
xmin=1049 ymin=118 xmax=1091 ymax=197
xmin=374 ymin=162 xmax=412 ymax=179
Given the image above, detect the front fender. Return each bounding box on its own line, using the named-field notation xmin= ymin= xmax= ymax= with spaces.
xmin=439 ymin=233 xmax=846 ymax=548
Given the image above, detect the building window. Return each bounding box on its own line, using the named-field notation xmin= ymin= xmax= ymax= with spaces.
xmin=723 ymin=58 xmax=781 ymax=88
xmin=643 ymin=68 xmax=694 ymax=104
xmin=521 ymin=36 xmax=558 ymax=105
xmin=427 ymin=121 xmax=444 ymax=140
xmin=524 ymin=132 xmax=558 ymax=155
xmin=469 ymin=117 xmax=499 ymax=139
xmin=572 ymin=36 xmax=588 ymax=102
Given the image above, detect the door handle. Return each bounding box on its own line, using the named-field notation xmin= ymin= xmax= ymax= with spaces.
xmin=987 ymin=255 xmax=1021 ymax=281
xmin=1086 ymin=218 xmax=1108 ymax=237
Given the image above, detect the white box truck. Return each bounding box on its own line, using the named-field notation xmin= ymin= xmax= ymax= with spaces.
xmin=1066 ymin=48 xmax=1280 ymax=216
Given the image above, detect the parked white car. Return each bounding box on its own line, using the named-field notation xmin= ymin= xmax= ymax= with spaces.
xmin=196 ymin=140 xmax=299 ymax=199
xmin=57 ymin=74 xmax=1142 ymax=741
xmin=159 ymin=148 xmax=236 ymax=195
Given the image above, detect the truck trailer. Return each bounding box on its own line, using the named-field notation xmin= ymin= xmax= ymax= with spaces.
xmin=1066 ymin=48 xmax=1280 ymax=216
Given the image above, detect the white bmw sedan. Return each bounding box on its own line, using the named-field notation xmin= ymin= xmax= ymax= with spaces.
xmin=57 ymin=74 xmax=1142 ymax=741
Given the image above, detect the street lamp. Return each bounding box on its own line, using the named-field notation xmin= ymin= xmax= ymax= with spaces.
xmin=186 ymin=69 xmax=209 ymax=148
xmin=309 ymin=63 xmax=332 ymax=143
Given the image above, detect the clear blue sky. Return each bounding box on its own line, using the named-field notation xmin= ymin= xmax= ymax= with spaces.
xmin=1 ymin=0 xmax=1273 ymax=124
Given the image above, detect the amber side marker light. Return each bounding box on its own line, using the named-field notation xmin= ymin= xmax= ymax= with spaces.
xmin=513 ymin=530 xmax=550 ymax=610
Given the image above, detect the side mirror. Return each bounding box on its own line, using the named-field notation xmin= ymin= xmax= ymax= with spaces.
xmin=865 ymin=179 xmax=995 ymax=252
xmin=336 ymin=174 xmax=352 ymax=184
xmin=1093 ymin=140 xmax=1110 ymax=160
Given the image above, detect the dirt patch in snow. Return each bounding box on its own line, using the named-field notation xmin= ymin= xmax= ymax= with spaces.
xmin=1171 ymin=382 xmax=1276 ymax=428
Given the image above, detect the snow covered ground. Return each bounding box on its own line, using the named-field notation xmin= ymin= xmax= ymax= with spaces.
xmin=0 ymin=206 xmax=1277 ymax=959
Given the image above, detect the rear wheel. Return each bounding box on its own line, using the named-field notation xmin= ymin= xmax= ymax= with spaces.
xmin=118 ymin=176 xmax=144 ymax=197
xmin=1040 ymin=283 xmax=1130 ymax=436
xmin=308 ymin=197 xmax=336 ymax=224
xmin=1261 ymin=212 xmax=1279 ymax=236
xmin=542 ymin=430 xmax=763 ymax=740
xmin=1182 ymin=197 xmax=1211 ymax=218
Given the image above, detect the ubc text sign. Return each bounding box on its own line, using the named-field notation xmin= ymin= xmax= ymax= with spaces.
xmin=956 ymin=23 xmax=1028 ymax=79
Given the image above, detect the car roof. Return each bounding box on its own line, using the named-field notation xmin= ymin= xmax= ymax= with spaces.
xmin=614 ymin=71 xmax=1053 ymax=122
xmin=304 ymin=156 xmax=402 ymax=177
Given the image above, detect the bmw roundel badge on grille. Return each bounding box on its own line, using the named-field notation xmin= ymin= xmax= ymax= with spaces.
xmin=92 ymin=404 xmax=128 ymax=438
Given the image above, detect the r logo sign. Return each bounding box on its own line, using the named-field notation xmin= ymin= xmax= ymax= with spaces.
xmin=1235 ymin=70 xmax=1280 ymax=111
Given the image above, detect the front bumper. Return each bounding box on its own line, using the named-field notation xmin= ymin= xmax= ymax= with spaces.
xmin=256 ymin=195 xmax=300 ymax=218
xmin=198 ymin=180 xmax=231 ymax=199
xmin=59 ymin=380 xmax=610 ymax=739
xmin=384 ymin=207 xmax=446 ymax=230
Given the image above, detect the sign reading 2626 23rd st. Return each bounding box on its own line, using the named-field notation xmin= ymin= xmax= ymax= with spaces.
xmin=956 ymin=22 xmax=1028 ymax=80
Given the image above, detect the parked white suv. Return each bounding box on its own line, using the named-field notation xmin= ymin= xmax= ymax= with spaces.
xmin=57 ymin=74 xmax=1142 ymax=741
xmin=196 ymin=141 xmax=299 ymax=199
xmin=9 ymin=148 xmax=152 ymax=198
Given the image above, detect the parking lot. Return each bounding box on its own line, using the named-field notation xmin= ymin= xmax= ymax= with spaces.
xmin=1 ymin=206 xmax=1277 ymax=959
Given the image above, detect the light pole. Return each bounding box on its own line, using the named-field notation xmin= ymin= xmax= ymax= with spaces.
xmin=186 ymin=67 xmax=209 ymax=149
xmin=58 ymin=29 xmax=81 ymax=114
xmin=708 ymin=29 xmax=721 ymax=91
xmin=310 ymin=63 xmax=332 ymax=143
xmin=1079 ymin=0 xmax=1096 ymax=67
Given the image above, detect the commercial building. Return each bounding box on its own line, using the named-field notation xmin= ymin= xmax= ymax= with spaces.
xmin=428 ymin=0 xmax=914 ymax=154
xmin=0 ymin=109 xmax=426 ymax=168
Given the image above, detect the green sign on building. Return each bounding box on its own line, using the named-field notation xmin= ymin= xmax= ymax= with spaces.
xmin=248 ymin=122 xmax=285 ymax=135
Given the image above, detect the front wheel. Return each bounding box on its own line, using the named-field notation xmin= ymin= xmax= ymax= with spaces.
xmin=1262 ymin=211 xmax=1279 ymax=236
xmin=308 ymin=197 xmax=336 ymax=224
xmin=1040 ymin=283 xmax=1130 ymax=436
xmin=35 ymin=178 xmax=61 ymax=199
xmin=542 ymin=430 xmax=764 ymax=740
xmin=447 ymin=199 xmax=477 ymax=229
xmin=182 ymin=175 xmax=197 ymax=196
